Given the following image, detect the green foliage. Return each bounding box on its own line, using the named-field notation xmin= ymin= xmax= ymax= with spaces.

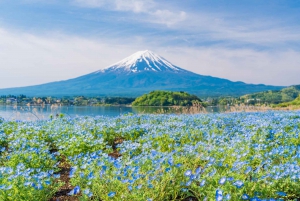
xmin=241 ymin=85 xmax=300 ymax=105
xmin=132 ymin=91 xmax=202 ymax=106
xmin=277 ymin=95 xmax=300 ymax=108
xmin=59 ymin=113 xmax=65 ymax=118
xmin=104 ymin=97 xmax=135 ymax=105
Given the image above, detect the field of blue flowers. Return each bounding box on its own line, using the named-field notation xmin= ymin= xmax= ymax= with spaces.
xmin=0 ymin=111 xmax=300 ymax=201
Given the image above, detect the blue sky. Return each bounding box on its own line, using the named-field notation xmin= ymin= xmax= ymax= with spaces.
xmin=0 ymin=0 xmax=300 ymax=88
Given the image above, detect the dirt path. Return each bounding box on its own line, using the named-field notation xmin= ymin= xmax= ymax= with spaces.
xmin=49 ymin=155 xmax=79 ymax=201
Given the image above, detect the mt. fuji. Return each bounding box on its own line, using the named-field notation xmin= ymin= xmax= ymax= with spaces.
xmin=0 ymin=50 xmax=282 ymax=97
xmin=99 ymin=50 xmax=186 ymax=73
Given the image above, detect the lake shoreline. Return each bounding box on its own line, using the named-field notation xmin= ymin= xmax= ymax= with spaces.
xmin=1 ymin=104 xmax=300 ymax=122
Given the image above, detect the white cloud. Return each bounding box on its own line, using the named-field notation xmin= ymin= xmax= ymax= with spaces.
xmin=169 ymin=11 xmax=300 ymax=47
xmin=73 ymin=0 xmax=155 ymax=13
xmin=114 ymin=0 xmax=154 ymax=13
xmin=162 ymin=47 xmax=300 ymax=86
xmin=73 ymin=0 xmax=186 ymax=26
xmin=73 ymin=0 xmax=107 ymax=7
xmin=150 ymin=10 xmax=187 ymax=26
xmin=0 ymin=28 xmax=139 ymax=88
xmin=72 ymin=0 xmax=300 ymax=46
xmin=0 ymin=27 xmax=299 ymax=89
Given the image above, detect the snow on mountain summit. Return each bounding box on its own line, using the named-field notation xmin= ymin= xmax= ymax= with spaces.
xmin=101 ymin=50 xmax=186 ymax=73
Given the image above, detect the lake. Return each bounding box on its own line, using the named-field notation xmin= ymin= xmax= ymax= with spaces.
xmin=0 ymin=104 xmax=270 ymax=121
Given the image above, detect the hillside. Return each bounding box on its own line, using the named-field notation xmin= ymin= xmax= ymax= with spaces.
xmin=241 ymin=85 xmax=300 ymax=104
xmin=0 ymin=50 xmax=283 ymax=97
xmin=132 ymin=91 xmax=202 ymax=106
xmin=277 ymin=95 xmax=300 ymax=108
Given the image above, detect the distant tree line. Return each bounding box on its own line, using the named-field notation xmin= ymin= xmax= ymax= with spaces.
xmin=0 ymin=95 xmax=135 ymax=106
xmin=1 ymin=85 xmax=299 ymax=107
xmin=104 ymin=97 xmax=135 ymax=105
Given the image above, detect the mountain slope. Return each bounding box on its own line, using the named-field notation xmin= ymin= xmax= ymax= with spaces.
xmin=0 ymin=50 xmax=283 ymax=97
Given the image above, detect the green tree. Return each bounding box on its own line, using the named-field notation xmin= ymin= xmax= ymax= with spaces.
xmin=132 ymin=91 xmax=202 ymax=106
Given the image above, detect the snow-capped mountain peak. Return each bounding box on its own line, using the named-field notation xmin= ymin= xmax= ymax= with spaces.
xmin=100 ymin=50 xmax=185 ymax=73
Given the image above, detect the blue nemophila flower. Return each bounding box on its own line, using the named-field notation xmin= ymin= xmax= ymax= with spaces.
xmin=69 ymin=167 xmax=77 ymax=178
xmin=225 ymin=194 xmax=231 ymax=200
xmin=108 ymin=192 xmax=116 ymax=197
xmin=24 ymin=182 xmax=32 ymax=186
xmin=74 ymin=186 xmax=80 ymax=194
xmin=0 ymin=147 xmax=5 ymax=152
xmin=86 ymin=189 xmax=93 ymax=198
xmin=165 ymin=167 xmax=171 ymax=172
xmin=168 ymin=157 xmax=173 ymax=166
xmin=181 ymin=188 xmax=189 ymax=192
xmin=113 ymin=161 xmax=122 ymax=169
xmin=200 ymin=179 xmax=206 ymax=187
xmin=84 ymin=188 xmax=90 ymax=194
xmin=184 ymin=169 xmax=192 ymax=177
xmin=250 ymin=197 xmax=261 ymax=201
xmin=87 ymin=172 xmax=94 ymax=180
xmin=276 ymin=191 xmax=287 ymax=196
xmin=219 ymin=177 xmax=226 ymax=185
xmin=83 ymin=188 xmax=93 ymax=197
xmin=128 ymin=186 xmax=133 ymax=191
xmin=190 ymin=174 xmax=196 ymax=180
xmin=176 ymin=163 xmax=183 ymax=168
xmin=151 ymin=150 xmax=157 ymax=156
xmin=100 ymin=170 xmax=105 ymax=177
xmin=102 ymin=165 xmax=107 ymax=171
xmin=216 ymin=189 xmax=223 ymax=201
xmin=195 ymin=167 xmax=201 ymax=175
xmin=6 ymin=185 xmax=12 ymax=190
xmin=233 ymin=180 xmax=244 ymax=188
xmin=241 ymin=194 xmax=249 ymax=200
xmin=68 ymin=186 xmax=80 ymax=195
xmin=185 ymin=180 xmax=192 ymax=186
xmin=209 ymin=168 xmax=217 ymax=177
xmin=245 ymin=166 xmax=252 ymax=174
